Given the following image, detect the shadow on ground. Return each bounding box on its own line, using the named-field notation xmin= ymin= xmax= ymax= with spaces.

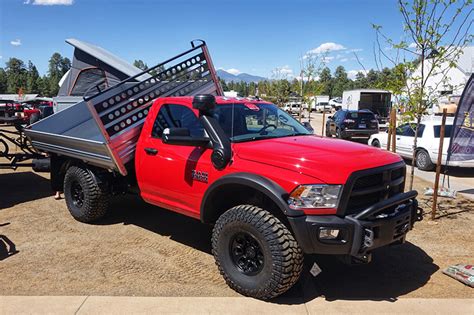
xmin=99 ymin=195 xmax=438 ymax=303
xmin=0 ymin=171 xmax=52 ymax=209
xmin=276 ymin=242 xmax=438 ymax=304
xmin=98 ymin=195 xmax=213 ymax=254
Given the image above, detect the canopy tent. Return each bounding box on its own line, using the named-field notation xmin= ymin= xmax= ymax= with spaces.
xmin=57 ymin=38 xmax=150 ymax=98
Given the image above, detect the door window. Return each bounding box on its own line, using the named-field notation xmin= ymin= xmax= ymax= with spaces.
xmin=151 ymin=104 xmax=204 ymax=138
xmin=396 ymin=123 xmax=425 ymax=137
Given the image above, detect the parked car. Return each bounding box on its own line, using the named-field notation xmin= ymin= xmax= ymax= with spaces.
xmin=329 ymin=97 xmax=342 ymax=110
xmin=282 ymin=102 xmax=304 ymax=116
xmin=369 ymin=116 xmax=473 ymax=170
xmin=326 ymin=109 xmax=379 ymax=139
xmin=314 ymin=102 xmax=332 ymax=113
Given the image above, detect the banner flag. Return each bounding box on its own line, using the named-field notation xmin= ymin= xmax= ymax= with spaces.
xmin=448 ymin=74 xmax=474 ymax=163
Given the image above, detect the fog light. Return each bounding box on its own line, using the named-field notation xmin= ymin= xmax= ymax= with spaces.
xmin=319 ymin=228 xmax=340 ymax=240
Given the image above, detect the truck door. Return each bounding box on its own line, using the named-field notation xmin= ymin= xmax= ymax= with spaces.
xmin=395 ymin=123 xmax=424 ymax=158
xmin=137 ymin=103 xmax=212 ymax=218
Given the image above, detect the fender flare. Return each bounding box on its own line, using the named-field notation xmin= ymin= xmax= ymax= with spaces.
xmin=200 ymin=172 xmax=299 ymax=223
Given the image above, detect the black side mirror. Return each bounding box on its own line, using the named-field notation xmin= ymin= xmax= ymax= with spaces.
xmin=162 ymin=128 xmax=210 ymax=147
xmin=302 ymin=122 xmax=314 ymax=134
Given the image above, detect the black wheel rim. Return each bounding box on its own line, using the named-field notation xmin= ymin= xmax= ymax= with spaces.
xmin=71 ymin=181 xmax=84 ymax=208
xmin=229 ymin=232 xmax=264 ymax=276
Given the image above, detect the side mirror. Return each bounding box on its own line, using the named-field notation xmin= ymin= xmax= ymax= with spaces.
xmin=162 ymin=128 xmax=210 ymax=147
xmin=302 ymin=122 xmax=314 ymax=134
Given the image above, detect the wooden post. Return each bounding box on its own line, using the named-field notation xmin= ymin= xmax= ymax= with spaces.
xmin=387 ymin=122 xmax=392 ymax=150
xmin=322 ymin=110 xmax=326 ymax=136
xmin=391 ymin=109 xmax=396 ymax=153
xmin=432 ymin=108 xmax=447 ymax=220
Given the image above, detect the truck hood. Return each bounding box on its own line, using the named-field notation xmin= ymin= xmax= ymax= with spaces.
xmin=234 ymin=135 xmax=402 ymax=184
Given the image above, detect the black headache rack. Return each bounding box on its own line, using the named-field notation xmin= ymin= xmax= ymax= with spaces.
xmin=25 ymin=40 xmax=223 ymax=176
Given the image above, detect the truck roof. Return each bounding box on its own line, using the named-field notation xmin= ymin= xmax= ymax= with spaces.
xmin=160 ymin=96 xmax=274 ymax=106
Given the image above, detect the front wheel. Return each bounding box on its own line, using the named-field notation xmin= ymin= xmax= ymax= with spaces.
xmin=212 ymin=205 xmax=303 ymax=300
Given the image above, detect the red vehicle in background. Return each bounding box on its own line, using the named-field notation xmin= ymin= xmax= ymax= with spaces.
xmin=21 ymin=98 xmax=54 ymax=125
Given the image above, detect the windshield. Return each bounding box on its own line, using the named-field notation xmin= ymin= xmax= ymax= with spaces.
xmin=214 ymin=103 xmax=311 ymax=142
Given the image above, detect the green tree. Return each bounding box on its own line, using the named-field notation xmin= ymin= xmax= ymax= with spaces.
xmin=26 ymin=61 xmax=40 ymax=93
xmin=332 ymin=66 xmax=350 ymax=97
xmin=5 ymin=57 xmax=27 ymax=94
xmin=354 ymin=72 xmax=369 ymax=89
xmin=0 ymin=68 xmax=7 ymax=93
xmin=133 ymin=59 xmax=148 ymax=71
xmin=47 ymin=53 xmax=71 ymax=96
xmin=319 ymin=67 xmax=333 ymax=96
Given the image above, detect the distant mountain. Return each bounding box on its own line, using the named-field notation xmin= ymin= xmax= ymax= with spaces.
xmin=217 ymin=69 xmax=266 ymax=83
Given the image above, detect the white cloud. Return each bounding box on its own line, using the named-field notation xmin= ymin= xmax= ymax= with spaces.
xmin=0 ymin=56 xmax=3 ymax=59
xmin=408 ymin=42 xmax=418 ymax=49
xmin=24 ymin=0 xmax=74 ymax=5
xmin=348 ymin=69 xmax=369 ymax=80
xmin=340 ymin=58 xmax=349 ymax=62
xmin=10 ymin=39 xmax=21 ymax=46
xmin=307 ymin=42 xmax=346 ymax=55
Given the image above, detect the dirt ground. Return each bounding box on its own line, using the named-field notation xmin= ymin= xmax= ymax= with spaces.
xmin=1 ymin=164 xmax=473 ymax=302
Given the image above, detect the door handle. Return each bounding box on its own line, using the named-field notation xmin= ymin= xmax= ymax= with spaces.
xmin=144 ymin=147 xmax=158 ymax=155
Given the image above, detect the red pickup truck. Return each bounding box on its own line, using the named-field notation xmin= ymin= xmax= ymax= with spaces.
xmin=25 ymin=41 xmax=421 ymax=299
xmin=45 ymin=95 xmax=421 ymax=299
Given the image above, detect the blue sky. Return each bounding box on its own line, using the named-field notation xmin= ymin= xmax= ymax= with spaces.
xmin=1 ymin=0 xmax=412 ymax=79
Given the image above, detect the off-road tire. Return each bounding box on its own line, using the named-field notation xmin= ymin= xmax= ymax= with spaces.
xmin=212 ymin=205 xmax=303 ymax=300
xmin=416 ymin=149 xmax=435 ymax=171
xmin=63 ymin=166 xmax=110 ymax=223
xmin=371 ymin=139 xmax=381 ymax=148
xmin=336 ymin=128 xmax=344 ymax=139
xmin=325 ymin=126 xmax=331 ymax=137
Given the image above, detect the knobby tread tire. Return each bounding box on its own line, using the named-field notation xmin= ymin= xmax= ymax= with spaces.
xmin=212 ymin=205 xmax=303 ymax=300
xmin=64 ymin=166 xmax=110 ymax=223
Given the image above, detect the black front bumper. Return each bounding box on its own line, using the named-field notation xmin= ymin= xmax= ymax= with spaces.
xmin=288 ymin=191 xmax=422 ymax=257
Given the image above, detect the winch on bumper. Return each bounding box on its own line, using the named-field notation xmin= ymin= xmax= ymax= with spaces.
xmin=287 ymin=191 xmax=423 ymax=261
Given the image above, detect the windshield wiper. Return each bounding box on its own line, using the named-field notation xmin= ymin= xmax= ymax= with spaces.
xmin=232 ymin=133 xmax=309 ymax=143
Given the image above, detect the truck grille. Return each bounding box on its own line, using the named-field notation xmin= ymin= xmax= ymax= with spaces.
xmin=339 ymin=163 xmax=406 ymax=216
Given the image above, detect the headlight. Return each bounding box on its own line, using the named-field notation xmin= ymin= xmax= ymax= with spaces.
xmin=288 ymin=184 xmax=342 ymax=209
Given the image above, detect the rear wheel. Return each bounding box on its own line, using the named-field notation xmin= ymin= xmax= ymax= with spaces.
xmin=212 ymin=205 xmax=303 ymax=300
xmin=371 ymin=139 xmax=381 ymax=148
xmin=416 ymin=149 xmax=435 ymax=171
xmin=64 ymin=166 xmax=110 ymax=223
